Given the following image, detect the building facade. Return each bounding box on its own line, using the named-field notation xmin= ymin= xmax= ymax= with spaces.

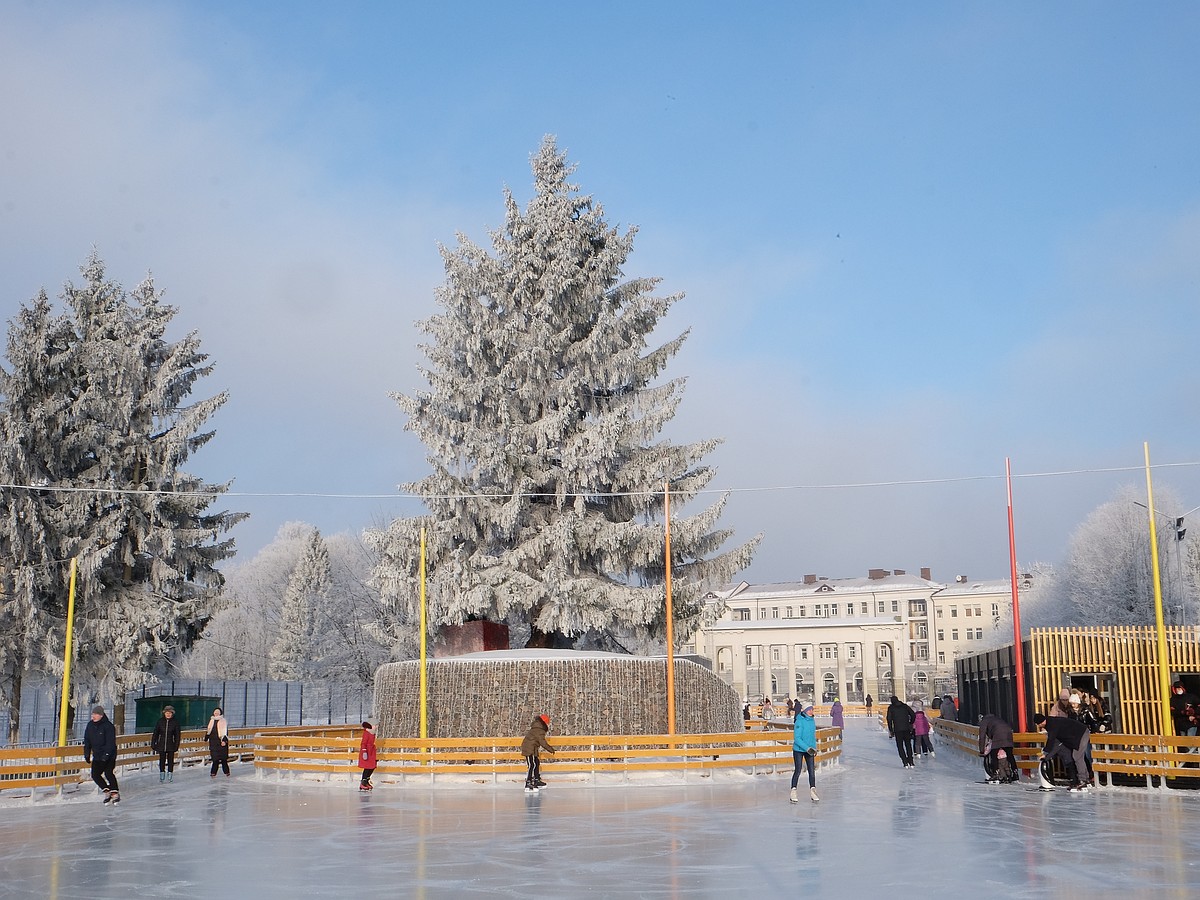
xmin=684 ymin=568 xmax=1021 ymax=704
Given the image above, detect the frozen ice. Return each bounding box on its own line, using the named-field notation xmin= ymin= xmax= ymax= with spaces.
xmin=2 ymin=718 xmax=1199 ymax=897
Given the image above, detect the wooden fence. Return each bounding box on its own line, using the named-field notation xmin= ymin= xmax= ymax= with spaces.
xmin=932 ymin=718 xmax=1200 ymax=787
xmin=254 ymin=726 xmax=842 ymax=784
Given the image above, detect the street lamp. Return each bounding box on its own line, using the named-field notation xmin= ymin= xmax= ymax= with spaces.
xmin=1134 ymin=501 xmax=1200 ymax=624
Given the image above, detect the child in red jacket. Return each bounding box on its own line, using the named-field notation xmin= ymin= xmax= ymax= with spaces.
xmin=358 ymin=721 xmax=377 ymax=791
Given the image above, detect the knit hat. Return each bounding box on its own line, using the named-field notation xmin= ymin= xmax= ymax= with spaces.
xmin=91 ymin=704 xmax=105 ymax=716
xmin=1059 ymin=689 xmax=1071 ymax=701
xmin=801 ymin=704 xmax=814 ymax=715
xmin=163 ymin=705 xmax=175 ymax=714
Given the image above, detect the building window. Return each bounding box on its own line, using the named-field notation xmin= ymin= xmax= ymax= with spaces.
xmin=917 ymin=646 xmax=928 ymax=659
xmin=965 ymin=631 xmax=973 ymax=641
xmin=916 ymin=624 xmax=927 ymax=639
xmin=771 ymin=646 xmax=782 ymax=663
xmin=951 ymin=629 xmax=959 ymax=641
xmin=759 ymin=608 xmax=766 ymax=619
xmin=877 ymin=601 xmax=885 ymax=614
xmin=938 ymin=652 xmax=946 ymax=663
xmin=848 ymin=645 xmax=857 ymax=659
xmin=992 ymin=603 xmax=999 ymax=618
xmin=860 ymin=602 xmax=868 ymax=614
xmin=800 ymin=646 xmax=809 ymax=661
xmin=734 ymin=608 xmax=750 ymax=621
xmin=847 ymin=603 xmax=854 ymax=616
xmin=936 ymin=608 xmax=943 ymax=618
xmin=951 ymin=607 xmax=958 ymax=617
xmin=975 ymin=606 xmax=983 ymax=617
xmin=912 ymin=601 xmax=926 ymax=615
xmin=745 ymin=647 xmax=754 ymax=665
xmin=786 ymin=606 xmax=793 ymax=618
xmin=799 ymin=606 xmax=807 ymax=617
xmin=975 ymin=628 xmax=983 ymax=640
xmin=965 ymin=607 xmax=973 ymax=617
xmin=891 ymin=600 xmax=899 ymax=613
xmin=772 ymin=607 xmax=779 ymax=619
xmin=878 ymin=645 xmax=889 ymax=660
xmin=820 ymin=645 xmax=838 ymax=660
xmin=937 ymin=629 xmax=944 ymax=641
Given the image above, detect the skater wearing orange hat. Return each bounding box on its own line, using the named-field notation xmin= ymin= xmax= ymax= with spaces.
xmin=521 ymin=714 xmax=555 ymax=793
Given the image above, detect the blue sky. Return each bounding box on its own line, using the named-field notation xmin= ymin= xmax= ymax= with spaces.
xmin=3 ymin=2 xmax=1200 ymax=585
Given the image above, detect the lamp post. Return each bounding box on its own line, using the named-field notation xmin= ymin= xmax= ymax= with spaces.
xmin=1134 ymin=501 xmax=1199 ymax=624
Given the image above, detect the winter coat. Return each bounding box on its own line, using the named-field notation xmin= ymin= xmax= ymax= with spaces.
xmin=913 ymin=710 xmax=931 ymax=736
xmin=939 ymin=696 xmax=957 ymax=721
xmin=792 ymin=710 xmax=817 ymax=754
xmin=520 ymin=717 xmax=554 ymax=757
xmin=978 ymin=714 xmax=1015 ymax=753
xmin=83 ymin=715 xmax=117 ymax=763
xmin=151 ymin=715 xmax=182 ymax=753
xmin=358 ymin=728 xmax=377 ymax=769
xmin=830 ymin=701 xmax=844 ymax=728
xmin=886 ymin=698 xmax=915 ymax=736
xmin=1042 ymin=715 xmax=1087 ymax=752
xmin=205 ymin=715 xmax=229 ymax=757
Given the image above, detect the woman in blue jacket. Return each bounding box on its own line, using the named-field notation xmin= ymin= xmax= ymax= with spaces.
xmin=790 ymin=703 xmax=819 ymax=803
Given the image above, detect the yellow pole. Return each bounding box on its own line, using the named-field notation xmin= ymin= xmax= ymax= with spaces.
xmin=419 ymin=526 xmax=428 ymax=742
xmin=1144 ymin=443 xmax=1172 ymax=737
xmin=57 ymin=558 xmax=78 ymax=747
xmin=664 ymin=483 xmax=676 ymax=736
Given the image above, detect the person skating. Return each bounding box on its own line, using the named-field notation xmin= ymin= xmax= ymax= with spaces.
xmin=886 ymin=696 xmax=916 ymax=768
xmin=830 ymin=699 xmax=844 ymax=731
xmin=82 ymin=704 xmax=120 ymax=803
xmin=978 ymin=713 xmax=1017 ymax=783
xmin=521 ymin=714 xmax=555 ymax=792
xmin=205 ymin=707 xmax=231 ymax=777
xmin=865 ymin=694 xmax=873 ymax=716
xmin=1034 ymin=713 xmax=1091 ymax=790
xmin=939 ymin=694 xmax=957 ymax=722
xmin=151 ymin=704 xmax=181 ymax=783
xmin=357 ymin=721 xmax=377 ymax=791
xmin=789 ymin=702 xmax=819 ymax=802
xmin=912 ymin=702 xmax=934 ymax=758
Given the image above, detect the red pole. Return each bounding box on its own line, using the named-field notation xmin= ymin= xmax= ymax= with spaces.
xmin=1007 ymin=458 xmax=1028 ymax=735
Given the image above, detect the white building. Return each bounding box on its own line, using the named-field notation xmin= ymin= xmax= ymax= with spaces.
xmin=684 ymin=568 xmax=1022 ymax=704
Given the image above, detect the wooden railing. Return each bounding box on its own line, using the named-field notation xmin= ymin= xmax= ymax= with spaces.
xmin=932 ymin=719 xmax=1200 ymax=786
xmin=255 ymin=726 xmax=842 ymax=783
xmin=0 ymin=724 xmax=351 ymax=794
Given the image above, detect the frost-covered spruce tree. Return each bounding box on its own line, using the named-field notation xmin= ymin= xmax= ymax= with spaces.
xmin=269 ymin=527 xmax=330 ymax=681
xmin=371 ymin=138 xmax=759 ymax=649
xmin=0 ymin=254 xmax=245 ymax=715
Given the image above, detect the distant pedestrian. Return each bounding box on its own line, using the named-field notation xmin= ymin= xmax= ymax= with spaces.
xmin=82 ymin=704 xmax=120 ymax=804
xmin=830 ymin=699 xmax=844 ymax=730
xmin=886 ymin=696 xmax=916 ymax=768
xmin=205 ymin=707 xmax=230 ymax=777
xmin=151 ymin=705 xmax=181 ymax=783
xmin=939 ymin=695 xmax=957 ymax=721
xmin=521 ymin=714 xmax=555 ymax=793
xmin=762 ymin=698 xmax=774 ymax=720
xmin=743 ymin=703 xmax=751 ymax=723
xmin=912 ymin=702 xmax=934 ymax=758
xmin=790 ymin=702 xmax=819 ymax=803
xmin=865 ymin=694 xmax=873 ymax=716
xmin=786 ymin=698 xmax=795 ymax=717
xmin=358 ymin=721 xmax=377 ymax=791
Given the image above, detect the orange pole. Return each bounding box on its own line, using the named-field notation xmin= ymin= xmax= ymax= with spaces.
xmin=1007 ymin=459 xmax=1028 ymax=734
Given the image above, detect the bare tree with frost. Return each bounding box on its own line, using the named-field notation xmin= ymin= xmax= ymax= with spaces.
xmin=369 ymin=138 xmax=760 ymax=649
xmin=1058 ymin=484 xmax=1196 ymax=625
xmin=0 ymin=254 xmax=244 ymax=731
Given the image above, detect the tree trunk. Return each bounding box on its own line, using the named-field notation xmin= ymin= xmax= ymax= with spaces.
xmin=5 ymin=661 xmax=21 ymax=746
xmin=525 ymin=626 xmax=574 ymax=649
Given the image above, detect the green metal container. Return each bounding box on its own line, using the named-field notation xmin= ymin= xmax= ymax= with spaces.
xmin=134 ymin=696 xmax=221 ymax=733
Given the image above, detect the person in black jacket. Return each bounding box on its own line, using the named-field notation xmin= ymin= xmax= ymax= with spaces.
xmin=1035 ymin=712 xmax=1091 ymax=790
xmin=978 ymin=713 xmax=1017 ymax=783
xmin=886 ymin=696 xmax=916 ymax=768
xmin=83 ymin=704 xmax=120 ymax=803
xmin=151 ymin=705 xmax=182 ymax=783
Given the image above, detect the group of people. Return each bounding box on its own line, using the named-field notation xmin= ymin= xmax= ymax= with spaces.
xmin=81 ymin=704 xmax=249 ymax=803
xmin=884 ymin=695 xmax=947 ymax=767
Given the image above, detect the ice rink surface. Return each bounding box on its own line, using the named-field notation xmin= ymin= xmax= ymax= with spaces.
xmin=3 ymin=718 xmax=1200 ymax=899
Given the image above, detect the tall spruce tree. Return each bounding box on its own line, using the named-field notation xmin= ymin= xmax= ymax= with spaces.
xmin=269 ymin=527 xmax=331 ymax=681
xmin=0 ymin=254 xmax=245 ymax=730
xmin=370 ymin=138 xmax=759 ymax=649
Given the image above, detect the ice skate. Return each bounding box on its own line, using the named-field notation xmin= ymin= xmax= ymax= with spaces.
xmin=359 ymin=783 xmax=371 ymax=791
xmin=809 ymin=787 xmax=819 ymax=803
xmin=110 ymin=792 xmax=120 ymax=804
xmin=789 ymin=788 xmax=798 ymax=803
xmin=159 ymin=772 xmax=166 ymax=783
xmin=166 ymin=772 xmax=173 ymax=782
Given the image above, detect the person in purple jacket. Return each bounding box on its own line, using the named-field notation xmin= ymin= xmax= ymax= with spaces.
xmin=830 ymin=699 xmax=844 ymax=730
xmin=912 ymin=701 xmax=934 ymax=759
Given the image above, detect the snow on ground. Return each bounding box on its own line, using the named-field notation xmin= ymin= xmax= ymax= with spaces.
xmin=2 ymin=718 xmax=1199 ymax=898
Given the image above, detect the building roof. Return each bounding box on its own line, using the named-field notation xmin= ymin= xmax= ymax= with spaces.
xmin=710 ymin=572 xmax=940 ymax=601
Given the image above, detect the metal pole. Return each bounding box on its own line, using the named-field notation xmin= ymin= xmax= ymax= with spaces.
xmin=1144 ymin=443 xmax=1173 ymax=738
xmin=664 ymin=482 xmax=676 ymax=736
xmin=420 ymin=527 xmax=428 ymax=742
xmin=1006 ymin=459 xmax=1028 ymax=733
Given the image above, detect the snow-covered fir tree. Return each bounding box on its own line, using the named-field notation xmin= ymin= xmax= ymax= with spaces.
xmin=269 ymin=527 xmax=331 ymax=681
xmin=369 ymin=138 xmax=760 ymax=649
xmin=0 ymin=254 xmax=245 ymax=726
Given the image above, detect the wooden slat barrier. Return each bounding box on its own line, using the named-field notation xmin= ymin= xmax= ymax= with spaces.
xmin=932 ymin=719 xmax=1200 ymax=786
xmin=0 ymin=724 xmax=355 ymax=794
xmin=254 ymin=726 xmax=842 ymax=783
